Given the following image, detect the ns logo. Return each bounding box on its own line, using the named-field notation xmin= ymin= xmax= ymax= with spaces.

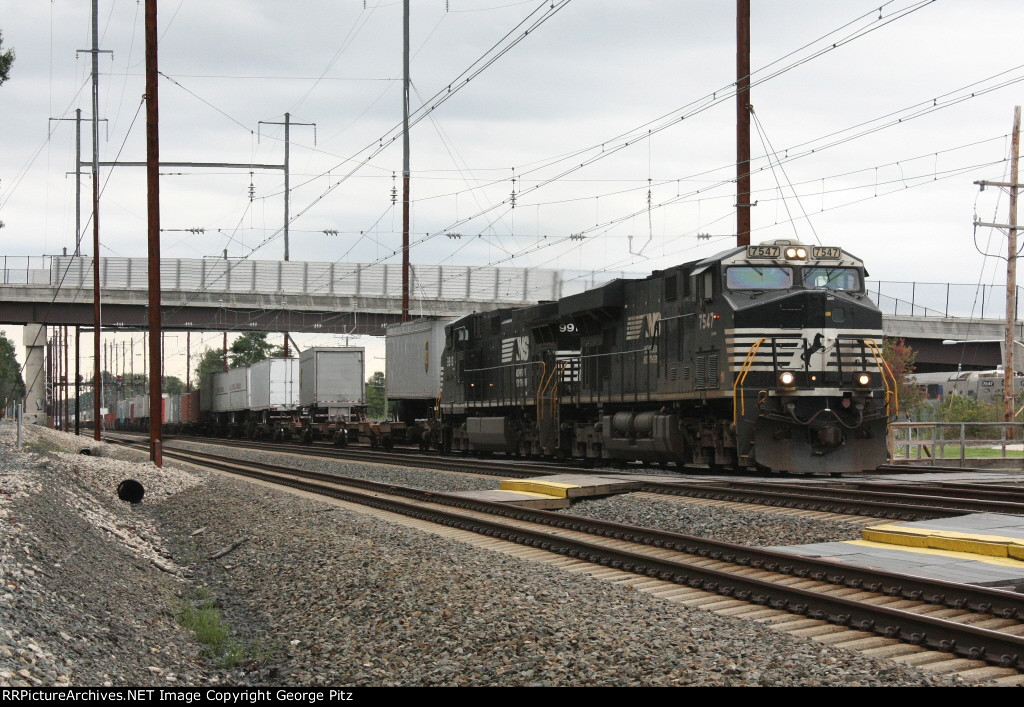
xmin=502 ymin=335 xmax=530 ymax=363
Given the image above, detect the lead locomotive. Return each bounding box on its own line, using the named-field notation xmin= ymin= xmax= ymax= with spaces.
xmin=436 ymin=240 xmax=896 ymax=474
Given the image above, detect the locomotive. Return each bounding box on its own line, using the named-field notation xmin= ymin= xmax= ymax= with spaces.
xmin=433 ymin=239 xmax=897 ymax=474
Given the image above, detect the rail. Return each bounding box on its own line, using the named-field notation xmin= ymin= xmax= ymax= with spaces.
xmin=888 ymin=421 xmax=1024 ymax=469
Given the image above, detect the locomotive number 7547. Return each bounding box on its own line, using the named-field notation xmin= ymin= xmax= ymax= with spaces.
xmin=699 ymin=312 xmax=716 ymax=330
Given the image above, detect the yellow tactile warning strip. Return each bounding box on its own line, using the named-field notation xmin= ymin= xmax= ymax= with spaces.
xmin=499 ymin=479 xmax=580 ymax=498
xmin=842 ymin=539 xmax=1024 ymax=569
xmin=863 ymin=524 xmax=1024 ymax=561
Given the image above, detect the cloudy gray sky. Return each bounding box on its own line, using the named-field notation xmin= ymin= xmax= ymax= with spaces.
xmin=3 ymin=0 xmax=1024 ymax=378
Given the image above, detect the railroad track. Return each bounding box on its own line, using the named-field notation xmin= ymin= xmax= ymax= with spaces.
xmin=153 ymin=434 xmax=1024 ymax=521
xmin=113 ymin=439 xmax=1024 ymax=682
xmin=645 ymin=479 xmax=1024 ymax=521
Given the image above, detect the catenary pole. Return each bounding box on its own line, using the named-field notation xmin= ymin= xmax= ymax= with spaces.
xmin=736 ymin=0 xmax=751 ymax=247
xmin=145 ymin=0 xmax=162 ymax=466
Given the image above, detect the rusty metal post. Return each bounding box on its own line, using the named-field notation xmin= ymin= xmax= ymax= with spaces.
xmin=63 ymin=326 xmax=69 ymax=432
xmin=401 ymin=0 xmax=411 ymax=322
xmin=75 ymin=326 xmax=81 ymax=436
xmin=736 ymin=0 xmax=751 ymax=247
xmin=145 ymin=0 xmax=162 ymax=467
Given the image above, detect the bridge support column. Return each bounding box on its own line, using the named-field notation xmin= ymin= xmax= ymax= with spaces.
xmin=23 ymin=324 xmax=46 ymax=426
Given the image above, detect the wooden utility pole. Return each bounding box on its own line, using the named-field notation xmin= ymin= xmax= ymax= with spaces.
xmin=736 ymin=0 xmax=751 ymax=247
xmin=975 ymin=105 xmax=1021 ymax=430
xmin=1006 ymin=106 xmax=1020 ymax=429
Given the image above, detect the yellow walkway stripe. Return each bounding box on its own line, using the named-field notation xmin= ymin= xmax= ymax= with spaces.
xmin=863 ymin=523 xmax=1024 ymax=560
xmin=499 ymin=480 xmax=580 ymax=498
xmin=845 ymin=538 xmax=1024 ymax=568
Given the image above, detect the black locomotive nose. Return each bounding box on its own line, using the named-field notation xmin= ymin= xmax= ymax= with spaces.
xmin=815 ymin=425 xmax=843 ymax=449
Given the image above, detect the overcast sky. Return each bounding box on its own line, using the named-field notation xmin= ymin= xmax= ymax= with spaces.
xmin=3 ymin=0 xmax=1024 ymax=380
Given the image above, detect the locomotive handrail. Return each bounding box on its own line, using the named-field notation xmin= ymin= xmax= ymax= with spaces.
xmin=531 ymin=361 xmax=548 ymax=424
xmin=538 ymin=361 xmax=560 ymax=423
xmin=863 ymin=338 xmax=900 ymax=418
xmin=732 ymin=337 xmax=768 ymax=427
xmin=550 ymin=360 xmax=570 ymax=419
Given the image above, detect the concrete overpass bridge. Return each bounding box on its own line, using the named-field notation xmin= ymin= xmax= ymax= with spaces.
xmin=3 ymin=255 xmax=1021 ymax=424
xmin=1 ymin=255 xmax=1020 ymax=366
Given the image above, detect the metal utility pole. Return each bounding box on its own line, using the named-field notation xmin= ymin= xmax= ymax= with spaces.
xmin=90 ymin=0 xmax=104 ymax=440
xmin=145 ymin=0 xmax=162 ymax=467
xmin=259 ymin=113 xmax=314 ymax=356
xmin=258 ymin=113 xmax=315 ymax=262
xmin=401 ymin=0 xmax=411 ymax=321
xmin=736 ymin=0 xmax=752 ymax=247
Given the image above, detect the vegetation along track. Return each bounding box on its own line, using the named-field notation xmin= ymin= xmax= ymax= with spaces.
xmin=113 ymin=439 xmax=1024 ymax=678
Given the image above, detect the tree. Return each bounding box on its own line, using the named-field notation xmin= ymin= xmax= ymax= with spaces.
xmin=194 ymin=347 xmax=227 ymax=382
xmin=366 ymin=371 xmax=386 ymax=420
xmin=164 ymin=376 xmax=185 ymax=395
xmin=0 ymin=332 xmax=25 ymax=416
xmin=228 ymin=333 xmax=277 ymax=368
xmin=0 ymin=31 xmax=14 ymax=87
xmin=883 ymin=337 xmax=925 ymax=417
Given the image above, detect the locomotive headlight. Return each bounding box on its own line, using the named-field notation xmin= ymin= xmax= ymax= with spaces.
xmin=778 ymin=371 xmax=797 ymax=388
xmin=784 ymin=246 xmax=808 ymax=260
xmin=855 ymin=372 xmax=871 ymax=387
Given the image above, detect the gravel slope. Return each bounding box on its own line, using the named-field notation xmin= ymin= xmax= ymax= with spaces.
xmin=0 ymin=423 xmax=977 ymax=687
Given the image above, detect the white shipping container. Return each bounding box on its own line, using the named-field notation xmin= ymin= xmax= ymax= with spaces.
xmin=384 ymin=318 xmax=451 ymax=400
xmin=248 ymin=358 xmax=299 ymax=410
xmin=300 ymin=347 xmax=365 ymax=413
xmin=212 ymin=368 xmax=248 ymax=412
xmin=165 ymin=393 xmax=181 ymax=424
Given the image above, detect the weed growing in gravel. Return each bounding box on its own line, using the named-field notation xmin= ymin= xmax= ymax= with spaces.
xmin=175 ymin=590 xmax=267 ymax=669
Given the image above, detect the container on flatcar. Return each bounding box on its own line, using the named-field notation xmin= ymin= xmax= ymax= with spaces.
xmin=385 ymin=318 xmax=449 ymax=402
xmin=299 ymin=347 xmax=365 ymax=414
xmin=385 ymin=318 xmax=453 ymax=447
xmin=248 ymin=358 xmax=299 ymax=410
xmin=299 ymin=347 xmax=370 ymax=445
xmin=165 ymin=393 xmax=180 ymax=427
xmin=247 ymin=358 xmax=301 ymax=440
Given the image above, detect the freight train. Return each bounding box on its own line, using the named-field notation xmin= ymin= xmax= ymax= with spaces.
xmin=406 ymin=239 xmax=897 ymax=475
xmin=110 ymin=346 xmax=392 ymax=446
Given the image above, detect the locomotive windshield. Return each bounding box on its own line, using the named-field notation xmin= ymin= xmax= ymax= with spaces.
xmin=802 ymin=267 xmax=862 ymax=292
xmin=725 ymin=266 xmax=793 ymax=290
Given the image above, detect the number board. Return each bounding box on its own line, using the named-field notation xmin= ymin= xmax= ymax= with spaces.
xmin=812 ymin=246 xmax=842 ymax=259
xmin=746 ymin=245 xmax=780 ymax=258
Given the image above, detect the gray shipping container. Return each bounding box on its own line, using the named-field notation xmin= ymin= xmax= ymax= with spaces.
xmin=248 ymin=358 xmax=299 ymax=411
xmin=300 ymin=347 xmax=365 ymax=414
xmin=385 ymin=318 xmax=451 ymax=399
